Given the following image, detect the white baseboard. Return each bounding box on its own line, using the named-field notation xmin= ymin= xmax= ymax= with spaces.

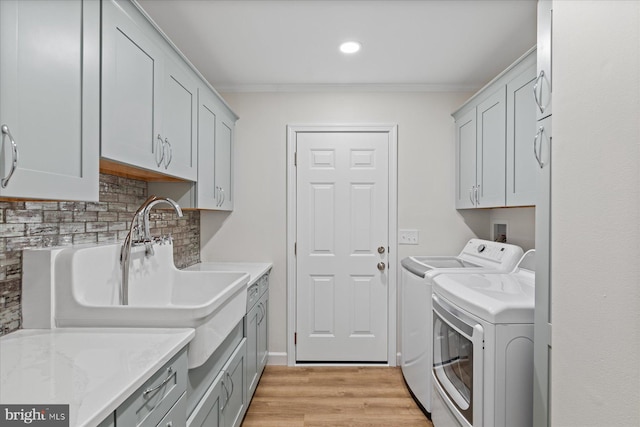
xmin=267 ymin=352 xmax=288 ymax=366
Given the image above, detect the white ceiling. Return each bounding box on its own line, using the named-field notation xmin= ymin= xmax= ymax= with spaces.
xmin=137 ymin=0 xmax=537 ymax=92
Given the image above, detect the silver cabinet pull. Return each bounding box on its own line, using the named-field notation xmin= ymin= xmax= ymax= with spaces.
xmin=163 ymin=138 xmax=172 ymax=169
xmin=469 ymin=186 xmax=475 ymax=204
xmin=1 ymin=125 xmax=18 ymax=188
xmin=155 ymin=134 xmax=165 ymax=167
xmin=533 ymin=70 xmax=548 ymax=114
xmin=143 ymin=366 xmax=174 ymax=397
xmin=220 ymin=373 xmax=229 ymax=411
xmin=534 ymin=126 xmax=545 ymax=168
xmin=377 ymin=262 xmax=386 ymax=271
xmin=220 ymin=187 xmax=225 ymax=206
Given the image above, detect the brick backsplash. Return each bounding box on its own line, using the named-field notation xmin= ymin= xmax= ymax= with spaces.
xmin=0 ymin=173 xmax=200 ymax=335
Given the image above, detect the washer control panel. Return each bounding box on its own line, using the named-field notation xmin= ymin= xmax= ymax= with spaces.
xmin=461 ymin=239 xmax=523 ymax=267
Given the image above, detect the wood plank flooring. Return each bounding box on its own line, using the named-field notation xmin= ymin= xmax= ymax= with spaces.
xmin=241 ymin=366 xmax=433 ymax=427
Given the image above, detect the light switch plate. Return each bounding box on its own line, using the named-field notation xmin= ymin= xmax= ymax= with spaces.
xmin=399 ymin=229 xmax=419 ymax=245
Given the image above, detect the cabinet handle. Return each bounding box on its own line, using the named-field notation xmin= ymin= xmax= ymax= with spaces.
xmin=220 ymin=188 xmax=225 ymax=206
xmin=258 ymin=302 xmax=265 ymax=324
xmin=533 ymin=70 xmax=546 ymax=114
xmin=163 ymin=138 xmax=172 ymax=169
xmin=534 ymin=126 xmax=545 ymax=168
xmin=469 ymin=186 xmax=475 ymax=204
xmin=215 ymin=186 xmax=221 ymax=206
xmin=227 ymin=371 xmax=235 ymax=401
xmin=475 ymin=185 xmax=480 ymax=204
xmin=155 ymin=134 xmax=165 ymax=167
xmin=143 ymin=366 xmax=174 ymax=397
xmin=1 ymin=125 xmax=18 ymax=188
xmin=220 ymin=373 xmax=229 ymax=411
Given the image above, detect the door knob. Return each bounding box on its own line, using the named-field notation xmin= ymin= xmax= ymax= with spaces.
xmin=377 ymin=262 xmax=386 ymax=271
xmin=378 ymin=246 xmax=385 ymax=254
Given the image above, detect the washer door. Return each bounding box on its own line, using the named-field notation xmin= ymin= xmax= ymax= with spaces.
xmin=433 ymin=295 xmax=484 ymax=427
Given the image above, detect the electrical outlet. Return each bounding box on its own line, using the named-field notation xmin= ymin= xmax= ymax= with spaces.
xmin=399 ymin=229 xmax=419 ymax=245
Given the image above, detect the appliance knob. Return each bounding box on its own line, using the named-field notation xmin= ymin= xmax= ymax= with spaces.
xmin=478 ymin=244 xmax=486 ymax=253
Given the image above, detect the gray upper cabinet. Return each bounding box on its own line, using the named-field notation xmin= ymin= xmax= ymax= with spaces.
xmin=506 ymin=62 xmax=538 ymax=206
xmin=453 ymin=47 xmax=537 ymax=209
xmin=476 ymin=87 xmax=507 ymax=208
xmin=199 ymin=87 xmax=236 ymax=211
xmin=215 ymin=111 xmax=235 ymax=211
xmin=455 ymin=109 xmax=477 ymax=209
xmin=0 ymin=0 xmax=99 ymax=201
xmin=149 ymin=84 xmax=236 ymax=211
xmin=101 ymin=0 xmax=197 ymax=181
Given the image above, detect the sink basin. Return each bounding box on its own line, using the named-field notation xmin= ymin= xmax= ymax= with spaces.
xmin=51 ymin=242 xmax=249 ymax=368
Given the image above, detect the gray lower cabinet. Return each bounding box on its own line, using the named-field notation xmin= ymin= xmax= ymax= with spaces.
xmin=0 ymin=0 xmax=99 ymax=201
xmin=189 ymin=271 xmax=270 ymax=427
xmin=96 ymin=348 xmax=188 ymax=427
xmin=116 ymin=348 xmax=188 ymax=427
xmin=188 ymin=339 xmax=247 ymax=427
xmin=246 ymin=274 xmax=269 ymax=400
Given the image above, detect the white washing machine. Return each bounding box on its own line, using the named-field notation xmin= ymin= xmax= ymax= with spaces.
xmin=400 ymin=239 xmax=524 ymax=414
xmin=431 ymin=250 xmax=535 ymax=427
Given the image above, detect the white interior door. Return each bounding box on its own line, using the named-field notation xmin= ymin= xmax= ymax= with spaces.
xmin=295 ymin=130 xmax=389 ymax=362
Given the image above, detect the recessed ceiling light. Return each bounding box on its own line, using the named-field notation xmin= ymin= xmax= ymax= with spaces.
xmin=339 ymin=41 xmax=361 ymax=54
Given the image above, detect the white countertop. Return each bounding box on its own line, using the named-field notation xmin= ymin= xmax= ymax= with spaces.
xmin=185 ymin=262 xmax=272 ymax=286
xmin=0 ymin=328 xmax=194 ymax=427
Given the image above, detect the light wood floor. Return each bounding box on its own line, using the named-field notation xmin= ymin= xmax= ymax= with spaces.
xmin=241 ymin=366 xmax=433 ymax=427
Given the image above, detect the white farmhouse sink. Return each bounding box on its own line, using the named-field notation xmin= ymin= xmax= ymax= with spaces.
xmin=51 ymin=243 xmax=249 ymax=368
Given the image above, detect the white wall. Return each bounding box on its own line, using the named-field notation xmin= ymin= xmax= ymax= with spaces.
xmin=552 ymin=2 xmax=640 ymax=426
xmin=489 ymin=207 xmax=535 ymax=251
xmin=200 ymin=90 xmax=535 ymax=360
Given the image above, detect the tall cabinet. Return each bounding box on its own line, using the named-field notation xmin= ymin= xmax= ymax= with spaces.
xmin=533 ymin=1 xmax=553 ymax=426
xmin=0 ymin=0 xmax=99 ymax=201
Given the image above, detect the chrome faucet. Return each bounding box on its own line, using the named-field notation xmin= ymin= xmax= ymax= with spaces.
xmin=120 ymin=195 xmax=184 ymax=305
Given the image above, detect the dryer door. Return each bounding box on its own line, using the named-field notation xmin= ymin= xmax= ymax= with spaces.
xmin=433 ymin=295 xmax=484 ymax=427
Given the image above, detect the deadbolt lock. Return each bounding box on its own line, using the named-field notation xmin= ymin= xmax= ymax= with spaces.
xmin=378 ymin=246 xmax=385 ymax=254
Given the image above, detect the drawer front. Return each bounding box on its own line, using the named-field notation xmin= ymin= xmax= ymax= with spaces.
xmin=157 ymin=392 xmax=187 ymax=427
xmin=258 ymin=273 xmax=269 ymax=296
xmin=117 ymin=348 xmax=188 ymax=427
xmin=246 ymin=283 xmax=260 ymax=311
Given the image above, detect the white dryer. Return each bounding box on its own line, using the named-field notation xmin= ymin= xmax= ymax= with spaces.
xmin=400 ymin=239 xmax=524 ymax=414
xmin=431 ymin=250 xmax=535 ymax=427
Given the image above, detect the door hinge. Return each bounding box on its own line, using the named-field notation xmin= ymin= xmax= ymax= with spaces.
xmin=294 ymin=152 xmax=297 ymax=166
xmin=294 ymin=242 xmax=297 ymax=256
xmin=294 ymin=332 xmax=297 ymax=345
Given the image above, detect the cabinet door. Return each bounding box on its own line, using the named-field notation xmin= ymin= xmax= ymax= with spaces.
xmin=215 ymin=112 xmax=235 ymax=211
xmin=0 ymin=0 xmax=99 ymax=201
xmin=160 ymin=53 xmax=197 ymax=181
xmin=455 ymin=109 xmax=477 ymax=209
xmin=506 ymin=63 xmax=538 ymax=206
xmin=257 ymin=296 xmax=269 ymax=374
xmin=102 ymin=0 xmax=163 ymax=173
xmin=536 ymin=0 xmax=552 ymax=120
xmin=187 ymin=371 xmax=223 ymax=427
xmin=533 ymin=116 xmax=552 ymax=427
xmin=245 ymin=302 xmax=260 ymax=399
xmin=196 ymin=88 xmax=219 ymax=209
xmin=222 ymin=339 xmax=247 ymax=427
xmin=476 ymin=87 xmax=506 ymax=208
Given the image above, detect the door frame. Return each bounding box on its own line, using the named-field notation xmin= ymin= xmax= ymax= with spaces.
xmin=286 ymin=124 xmax=398 ymax=366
